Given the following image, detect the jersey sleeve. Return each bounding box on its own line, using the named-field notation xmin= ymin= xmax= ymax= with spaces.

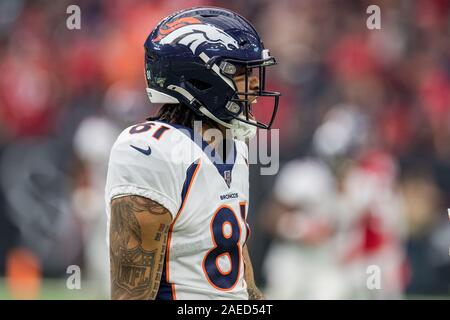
xmin=105 ymin=127 xmax=184 ymax=218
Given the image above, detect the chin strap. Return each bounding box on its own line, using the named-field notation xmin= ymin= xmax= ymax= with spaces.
xmin=164 ymin=84 xmax=256 ymax=140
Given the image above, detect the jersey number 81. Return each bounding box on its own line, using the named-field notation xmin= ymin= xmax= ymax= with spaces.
xmin=202 ymin=204 xmax=246 ymax=291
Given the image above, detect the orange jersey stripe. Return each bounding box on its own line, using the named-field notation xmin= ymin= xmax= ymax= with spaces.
xmin=165 ymin=158 xmax=202 ymax=299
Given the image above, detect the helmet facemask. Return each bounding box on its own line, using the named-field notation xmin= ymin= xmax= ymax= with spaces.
xmin=215 ymin=49 xmax=281 ymax=133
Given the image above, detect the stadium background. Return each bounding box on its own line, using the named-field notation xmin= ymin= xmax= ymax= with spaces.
xmin=0 ymin=0 xmax=449 ymax=299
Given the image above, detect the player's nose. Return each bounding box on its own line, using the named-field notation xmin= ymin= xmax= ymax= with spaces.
xmin=249 ymin=76 xmax=260 ymax=92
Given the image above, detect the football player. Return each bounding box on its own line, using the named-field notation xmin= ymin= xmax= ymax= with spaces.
xmin=105 ymin=7 xmax=280 ymax=300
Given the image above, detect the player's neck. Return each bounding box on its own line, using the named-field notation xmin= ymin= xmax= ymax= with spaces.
xmin=198 ymin=121 xmax=231 ymax=160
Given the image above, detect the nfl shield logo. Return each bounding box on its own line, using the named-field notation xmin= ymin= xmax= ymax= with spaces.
xmin=224 ymin=170 xmax=232 ymax=188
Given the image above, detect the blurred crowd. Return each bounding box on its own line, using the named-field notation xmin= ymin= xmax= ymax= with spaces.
xmin=0 ymin=0 xmax=448 ymax=299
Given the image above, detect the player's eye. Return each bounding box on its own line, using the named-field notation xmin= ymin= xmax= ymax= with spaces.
xmin=234 ymin=67 xmax=246 ymax=77
xmin=234 ymin=66 xmax=253 ymax=78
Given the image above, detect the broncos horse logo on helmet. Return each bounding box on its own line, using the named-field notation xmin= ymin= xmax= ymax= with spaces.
xmin=144 ymin=7 xmax=281 ymax=140
xmin=159 ymin=24 xmax=240 ymax=54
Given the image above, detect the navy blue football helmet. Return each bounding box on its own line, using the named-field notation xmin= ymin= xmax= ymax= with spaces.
xmin=144 ymin=7 xmax=280 ymax=134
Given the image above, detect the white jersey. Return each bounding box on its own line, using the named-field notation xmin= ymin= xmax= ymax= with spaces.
xmin=105 ymin=120 xmax=250 ymax=300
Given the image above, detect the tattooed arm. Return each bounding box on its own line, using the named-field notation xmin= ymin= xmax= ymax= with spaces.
xmin=243 ymin=244 xmax=265 ymax=300
xmin=109 ymin=195 xmax=172 ymax=300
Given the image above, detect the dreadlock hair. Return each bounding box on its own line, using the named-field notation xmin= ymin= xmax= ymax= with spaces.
xmin=147 ymin=104 xmax=219 ymax=130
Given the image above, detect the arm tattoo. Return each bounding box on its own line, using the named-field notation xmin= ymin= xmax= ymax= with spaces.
xmin=110 ymin=195 xmax=171 ymax=300
xmin=248 ymin=286 xmax=265 ymax=300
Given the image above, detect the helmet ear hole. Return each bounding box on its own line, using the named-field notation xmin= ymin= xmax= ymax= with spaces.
xmin=187 ymin=79 xmax=212 ymax=91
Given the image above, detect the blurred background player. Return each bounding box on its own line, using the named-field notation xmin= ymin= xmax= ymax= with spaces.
xmin=262 ymin=105 xmax=407 ymax=299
